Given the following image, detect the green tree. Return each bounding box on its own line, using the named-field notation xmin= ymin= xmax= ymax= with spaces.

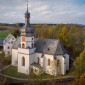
xmin=12 ymin=29 xmax=21 ymax=38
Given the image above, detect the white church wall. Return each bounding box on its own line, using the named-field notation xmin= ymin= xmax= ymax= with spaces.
xmin=29 ymin=54 xmax=35 ymax=73
xmin=34 ymin=53 xmax=54 ymax=75
xmin=34 ymin=53 xmax=42 ymax=64
xmin=21 ymin=36 xmax=34 ymax=48
xmin=25 ymin=36 xmax=34 ymax=42
xmin=34 ymin=53 xmax=66 ymax=75
xmin=12 ymin=49 xmax=18 ymax=66
xmin=55 ymin=55 xmax=66 ymax=75
xmin=64 ymin=54 xmax=69 ymax=71
xmin=18 ymin=53 xmax=30 ymax=75
xmin=18 ymin=48 xmax=29 ymax=54
xmin=18 ymin=47 xmax=36 ymax=55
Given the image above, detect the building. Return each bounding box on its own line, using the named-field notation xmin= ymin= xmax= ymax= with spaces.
xmin=3 ymin=34 xmax=16 ymax=56
xmin=12 ymin=4 xmax=69 ymax=76
xmin=0 ymin=38 xmax=4 ymax=49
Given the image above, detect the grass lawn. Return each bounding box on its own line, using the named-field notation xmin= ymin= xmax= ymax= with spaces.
xmin=3 ymin=65 xmax=53 ymax=80
xmin=0 ymin=31 xmax=8 ymax=38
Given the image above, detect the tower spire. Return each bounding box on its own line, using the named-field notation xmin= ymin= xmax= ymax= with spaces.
xmin=27 ymin=1 xmax=28 ymax=12
xmin=21 ymin=0 xmax=34 ymax=36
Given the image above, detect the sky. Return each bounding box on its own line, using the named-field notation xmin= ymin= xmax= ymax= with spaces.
xmin=0 ymin=0 xmax=85 ymax=24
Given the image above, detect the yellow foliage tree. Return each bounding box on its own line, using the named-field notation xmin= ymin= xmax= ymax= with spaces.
xmin=71 ymin=73 xmax=85 ymax=85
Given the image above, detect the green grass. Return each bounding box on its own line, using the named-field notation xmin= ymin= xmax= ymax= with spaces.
xmin=0 ymin=31 xmax=8 ymax=38
xmin=3 ymin=65 xmax=53 ymax=80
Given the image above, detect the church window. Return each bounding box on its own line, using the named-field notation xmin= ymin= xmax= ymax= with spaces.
xmin=22 ymin=43 xmax=25 ymax=48
xmin=22 ymin=36 xmax=25 ymax=41
xmin=48 ymin=59 xmax=50 ymax=66
xmin=37 ymin=57 xmax=39 ymax=64
xmin=31 ymin=43 xmax=34 ymax=48
xmin=22 ymin=57 xmax=25 ymax=66
xmin=8 ymin=51 xmax=9 ymax=54
xmin=11 ymin=41 xmax=13 ymax=44
xmin=32 ymin=38 xmax=33 ymax=40
xmin=12 ymin=38 xmax=14 ymax=40
xmin=8 ymin=46 xmax=10 ymax=49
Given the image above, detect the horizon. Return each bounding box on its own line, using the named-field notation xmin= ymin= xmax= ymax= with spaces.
xmin=0 ymin=0 xmax=85 ymax=25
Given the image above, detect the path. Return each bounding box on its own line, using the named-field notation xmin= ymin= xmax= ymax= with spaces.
xmin=0 ymin=65 xmax=75 ymax=81
xmin=0 ymin=65 xmax=11 ymax=72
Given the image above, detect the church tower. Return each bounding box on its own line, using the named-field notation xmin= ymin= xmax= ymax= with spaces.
xmin=21 ymin=3 xmax=34 ymax=49
xmin=18 ymin=2 xmax=36 ymax=75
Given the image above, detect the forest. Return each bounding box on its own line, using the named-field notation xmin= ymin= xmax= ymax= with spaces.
xmin=0 ymin=23 xmax=85 ymax=85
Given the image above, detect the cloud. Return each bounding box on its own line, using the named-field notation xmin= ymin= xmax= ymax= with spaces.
xmin=0 ymin=0 xmax=85 ymax=24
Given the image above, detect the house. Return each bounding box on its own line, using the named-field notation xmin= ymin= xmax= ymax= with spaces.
xmin=0 ymin=38 xmax=4 ymax=49
xmin=12 ymin=4 xmax=69 ymax=76
xmin=3 ymin=34 xmax=16 ymax=56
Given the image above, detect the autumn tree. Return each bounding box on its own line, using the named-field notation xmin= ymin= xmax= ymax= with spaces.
xmin=57 ymin=26 xmax=69 ymax=47
xmin=73 ymin=43 xmax=85 ymax=76
xmin=71 ymin=73 xmax=85 ymax=85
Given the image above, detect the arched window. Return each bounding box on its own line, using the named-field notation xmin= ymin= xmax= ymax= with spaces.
xmin=32 ymin=38 xmax=33 ymax=40
xmin=48 ymin=59 xmax=50 ymax=66
xmin=37 ymin=57 xmax=39 ymax=64
xmin=31 ymin=43 xmax=34 ymax=48
xmin=22 ymin=43 xmax=25 ymax=48
xmin=8 ymin=46 xmax=10 ymax=49
xmin=12 ymin=38 xmax=14 ymax=40
xmin=11 ymin=41 xmax=13 ymax=44
xmin=22 ymin=57 xmax=25 ymax=66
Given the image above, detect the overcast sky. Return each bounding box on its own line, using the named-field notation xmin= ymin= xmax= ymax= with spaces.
xmin=0 ymin=0 xmax=85 ymax=24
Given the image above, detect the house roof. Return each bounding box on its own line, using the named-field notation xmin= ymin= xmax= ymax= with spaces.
xmin=0 ymin=38 xmax=4 ymax=46
xmin=12 ymin=37 xmax=21 ymax=49
xmin=12 ymin=37 xmax=67 ymax=55
xmin=31 ymin=63 xmax=42 ymax=69
xmin=3 ymin=34 xmax=14 ymax=45
xmin=35 ymin=38 xmax=67 ymax=55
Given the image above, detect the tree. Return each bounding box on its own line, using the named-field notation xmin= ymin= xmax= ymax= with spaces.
xmin=71 ymin=73 xmax=85 ymax=85
xmin=74 ymin=46 xmax=85 ymax=76
xmin=12 ymin=29 xmax=21 ymax=38
xmin=57 ymin=26 xmax=69 ymax=47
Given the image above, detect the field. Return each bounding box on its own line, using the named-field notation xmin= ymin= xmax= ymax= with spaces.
xmin=0 ymin=31 xmax=8 ymax=38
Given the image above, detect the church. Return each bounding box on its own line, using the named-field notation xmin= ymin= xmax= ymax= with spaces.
xmin=12 ymin=4 xmax=69 ymax=76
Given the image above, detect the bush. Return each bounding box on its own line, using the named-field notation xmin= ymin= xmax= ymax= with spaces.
xmin=3 ymin=56 xmax=11 ymax=65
